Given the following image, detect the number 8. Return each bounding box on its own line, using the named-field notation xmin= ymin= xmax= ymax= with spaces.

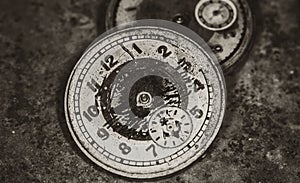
xmin=119 ymin=143 xmax=131 ymax=155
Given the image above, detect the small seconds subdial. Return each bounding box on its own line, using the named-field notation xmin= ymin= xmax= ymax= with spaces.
xmin=195 ymin=0 xmax=238 ymax=31
xmin=149 ymin=107 xmax=193 ymax=148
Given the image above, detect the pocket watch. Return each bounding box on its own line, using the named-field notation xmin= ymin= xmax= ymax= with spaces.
xmin=65 ymin=20 xmax=226 ymax=178
xmin=105 ymin=0 xmax=254 ymax=72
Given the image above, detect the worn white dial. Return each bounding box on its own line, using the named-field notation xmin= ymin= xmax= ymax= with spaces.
xmin=65 ymin=20 xmax=226 ymax=179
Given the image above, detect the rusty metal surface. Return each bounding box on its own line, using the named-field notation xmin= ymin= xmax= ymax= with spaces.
xmin=0 ymin=0 xmax=299 ymax=182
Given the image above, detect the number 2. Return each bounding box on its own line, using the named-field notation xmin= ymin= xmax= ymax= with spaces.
xmin=157 ymin=45 xmax=172 ymax=58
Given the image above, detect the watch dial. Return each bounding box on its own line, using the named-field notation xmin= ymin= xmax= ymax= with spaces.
xmin=105 ymin=0 xmax=254 ymax=72
xmin=195 ymin=0 xmax=238 ymax=31
xmin=65 ymin=20 xmax=226 ymax=179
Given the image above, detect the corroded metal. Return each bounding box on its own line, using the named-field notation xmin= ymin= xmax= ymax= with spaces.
xmin=65 ymin=20 xmax=226 ymax=178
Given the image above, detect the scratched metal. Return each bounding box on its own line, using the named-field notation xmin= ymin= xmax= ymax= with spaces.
xmin=65 ymin=20 xmax=226 ymax=178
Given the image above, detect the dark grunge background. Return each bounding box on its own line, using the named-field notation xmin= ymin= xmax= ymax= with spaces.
xmin=0 ymin=0 xmax=299 ymax=182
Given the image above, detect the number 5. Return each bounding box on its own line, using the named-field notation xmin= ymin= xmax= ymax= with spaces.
xmin=190 ymin=106 xmax=203 ymax=118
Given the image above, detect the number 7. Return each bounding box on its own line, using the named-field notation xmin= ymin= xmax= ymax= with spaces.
xmin=146 ymin=144 xmax=158 ymax=157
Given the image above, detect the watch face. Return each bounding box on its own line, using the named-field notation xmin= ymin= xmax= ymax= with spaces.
xmin=105 ymin=0 xmax=254 ymax=72
xmin=195 ymin=0 xmax=238 ymax=31
xmin=65 ymin=20 xmax=226 ymax=179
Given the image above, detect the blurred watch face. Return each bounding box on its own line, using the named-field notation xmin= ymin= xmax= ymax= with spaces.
xmin=106 ymin=0 xmax=255 ymax=72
